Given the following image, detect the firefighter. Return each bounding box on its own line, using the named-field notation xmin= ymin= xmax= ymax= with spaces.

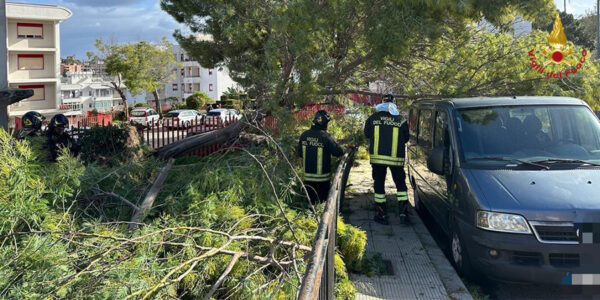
xmin=45 ymin=114 xmax=80 ymax=161
xmin=297 ymin=110 xmax=344 ymax=204
xmin=17 ymin=111 xmax=45 ymax=139
xmin=364 ymin=94 xmax=409 ymax=225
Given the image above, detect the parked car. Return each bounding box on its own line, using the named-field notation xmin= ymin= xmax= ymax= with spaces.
xmin=162 ymin=110 xmax=203 ymax=128
xmin=407 ymin=97 xmax=600 ymax=284
xmin=130 ymin=108 xmax=160 ymax=127
xmin=205 ymin=109 xmax=242 ymax=127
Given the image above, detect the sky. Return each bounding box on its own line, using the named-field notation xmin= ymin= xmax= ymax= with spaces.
xmin=15 ymin=0 xmax=185 ymax=59
xmin=13 ymin=0 xmax=600 ymax=60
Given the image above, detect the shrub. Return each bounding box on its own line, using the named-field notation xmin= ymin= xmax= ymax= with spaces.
xmin=171 ymin=102 xmax=187 ymax=110
xmin=337 ymin=217 xmax=366 ymax=264
xmin=186 ymin=91 xmax=211 ymax=110
xmin=134 ymin=102 xmax=150 ymax=107
xmin=78 ymin=125 xmax=142 ymax=164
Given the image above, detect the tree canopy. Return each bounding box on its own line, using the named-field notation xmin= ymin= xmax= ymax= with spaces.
xmin=98 ymin=38 xmax=179 ymax=114
xmin=162 ymin=0 xmax=556 ymax=108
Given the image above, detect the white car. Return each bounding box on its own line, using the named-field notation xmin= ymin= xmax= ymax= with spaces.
xmin=205 ymin=109 xmax=242 ymax=126
xmin=130 ymin=108 xmax=160 ymax=127
xmin=162 ymin=109 xmax=203 ymax=128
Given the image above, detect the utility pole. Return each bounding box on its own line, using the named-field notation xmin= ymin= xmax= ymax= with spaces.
xmin=564 ymin=0 xmax=567 ymax=13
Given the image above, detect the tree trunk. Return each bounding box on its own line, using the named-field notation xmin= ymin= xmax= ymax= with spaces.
xmin=153 ymin=88 xmax=162 ymax=115
xmin=111 ymin=82 xmax=129 ymax=121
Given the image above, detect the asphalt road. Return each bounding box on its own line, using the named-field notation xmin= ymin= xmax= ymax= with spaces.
xmin=414 ymin=203 xmax=599 ymax=300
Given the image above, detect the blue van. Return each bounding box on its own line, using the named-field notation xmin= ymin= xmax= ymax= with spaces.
xmin=407 ymin=97 xmax=600 ymax=284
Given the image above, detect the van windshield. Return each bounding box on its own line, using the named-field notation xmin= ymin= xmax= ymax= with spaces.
xmin=456 ymin=105 xmax=600 ymax=166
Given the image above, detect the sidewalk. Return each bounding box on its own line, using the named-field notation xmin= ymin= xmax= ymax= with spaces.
xmin=344 ymin=160 xmax=472 ymax=300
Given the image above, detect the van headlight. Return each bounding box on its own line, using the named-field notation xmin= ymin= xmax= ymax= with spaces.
xmin=476 ymin=211 xmax=531 ymax=234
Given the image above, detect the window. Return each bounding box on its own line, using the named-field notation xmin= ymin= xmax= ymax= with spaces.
xmin=209 ymin=69 xmax=213 ymax=75
xmin=172 ymin=83 xmax=178 ymax=91
xmin=19 ymin=85 xmax=44 ymax=101
xmin=180 ymin=54 xmax=184 ymax=61
xmin=18 ymin=54 xmax=44 ymax=70
xmin=409 ymin=109 xmax=418 ymax=144
xmin=209 ymin=84 xmax=214 ymax=91
xmin=17 ymin=23 xmax=43 ymax=39
xmin=181 ymin=68 xmax=184 ymax=76
xmin=417 ymin=109 xmax=433 ymax=147
xmin=89 ymin=90 xmax=93 ymax=96
xmin=434 ymin=110 xmax=447 ymax=148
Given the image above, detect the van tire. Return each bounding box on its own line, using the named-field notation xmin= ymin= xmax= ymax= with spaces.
xmin=412 ymin=187 xmax=423 ymax=212
xmin=450 ymin=222 xmax=477 ymax=280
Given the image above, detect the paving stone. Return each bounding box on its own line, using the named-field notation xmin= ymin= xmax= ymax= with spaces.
xmin=346 ymin=160 xmax=458 ymax=300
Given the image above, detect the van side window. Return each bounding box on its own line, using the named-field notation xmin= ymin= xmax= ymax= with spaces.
xmin=418 ymin=109 xmax=433 ymax=147
xmin=409 ymin=109 xmax=418 ymax=143
xmin=434 ymin=110 xmax=447 ymax=148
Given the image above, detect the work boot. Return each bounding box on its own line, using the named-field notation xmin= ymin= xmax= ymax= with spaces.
xmin=398 ymin=201 xmax=410 ymax=225
xmin=374 ymin=202 xmax=389 ymax=225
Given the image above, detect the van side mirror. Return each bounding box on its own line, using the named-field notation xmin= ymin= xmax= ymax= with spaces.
xmin=427 ymin=146 xmax=446 ymax=175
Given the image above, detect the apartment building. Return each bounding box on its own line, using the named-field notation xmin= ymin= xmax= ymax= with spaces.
xmin=61 ymin=63 xmax=81 ymax=74
xmin=61 ymin=71 xmax=123 ymax=114
xmin=149 ymin=44 xmax=240 ymax=106
xmin=6 ymin=2 xmax=72 ymax=119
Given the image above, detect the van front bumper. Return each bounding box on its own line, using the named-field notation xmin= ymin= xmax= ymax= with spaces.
xmin=457 ymin=218 xmax=600 ymax=285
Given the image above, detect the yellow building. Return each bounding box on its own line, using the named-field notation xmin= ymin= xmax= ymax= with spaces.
xmin=6 ymin=2 xmax=71 ymax=121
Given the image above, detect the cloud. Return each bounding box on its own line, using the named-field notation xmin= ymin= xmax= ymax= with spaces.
xmin=15 ymin=0 xmax=184 ymax=58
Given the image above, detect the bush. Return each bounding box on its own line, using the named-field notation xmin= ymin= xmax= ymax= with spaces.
xmin=78 ymin=125 xmax=142 ymax=164
xmin=134 ymin=102 xmax=150 ymax=107
xmin=223 ymin=99 xmax=243 ymax=110
xmin=171 ymin=102 xmax=187 ymax=110
xmin=186 ymin=91 xmax=211 ymax=110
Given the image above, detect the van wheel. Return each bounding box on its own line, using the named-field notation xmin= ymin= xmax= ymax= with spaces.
xmin=412 ymin=187 xmax=423 ymax=212
xmin=450 ymin=226 xmax=476 ymax=278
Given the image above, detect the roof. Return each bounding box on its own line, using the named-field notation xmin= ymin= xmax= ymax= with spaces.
xmin=90 ymin=83 xmax=111 ymax=89
xmin=414 ymin=96 xmax=587 ymax=109
xmin=7 ymin=2 xmax=72 ymax=21
xmin=209 ymin=108 xmax=229 ymax=112
xmin=62 ymin=84 xmax=83 ymax=90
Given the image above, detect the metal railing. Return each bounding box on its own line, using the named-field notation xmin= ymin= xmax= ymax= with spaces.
xmin=298 ymin=149 xmax=356 ymax=300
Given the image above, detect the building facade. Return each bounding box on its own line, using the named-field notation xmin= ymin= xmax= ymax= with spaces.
xmin=61 ymin=72 xmax=123 ymax=114
xmin=6 ymin=2 xmax=72 ymax=119
xmin=61 ymin=63 xmax=81 ymax=74
xmin=149 ymin=44 xmax=240 ymax=106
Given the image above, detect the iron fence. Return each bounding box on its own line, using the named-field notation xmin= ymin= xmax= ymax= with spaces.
xmin=298 ymin=149 xmax=356 ymax=300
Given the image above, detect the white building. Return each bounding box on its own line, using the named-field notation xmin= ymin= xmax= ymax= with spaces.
xmin=478 ymin=15 xmax=532 ymax=37
xmin=149 ymin=44 xmax=240 ymax=106
xmin=6 ymin=2 xmax=71 ymax=119
xmin=61 ymin=72 xmax=123 ymax=114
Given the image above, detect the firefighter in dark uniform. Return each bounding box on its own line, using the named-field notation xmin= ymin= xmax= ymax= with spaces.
xmin=45 ymin=114 xmax=80 ymax=161
xmin=297 ymin=110 xmax=344 ymax=204
xmin=364 ymin=94 xmax=409 ymax=225
xmin=16 ymin=111 xmax=45 ymax=139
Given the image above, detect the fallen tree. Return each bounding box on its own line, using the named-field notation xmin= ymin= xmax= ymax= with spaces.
xmin=154 ymin=113 xmax=263 ymax=160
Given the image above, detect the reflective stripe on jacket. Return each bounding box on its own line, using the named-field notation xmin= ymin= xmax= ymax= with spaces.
xmin=364 ymin=111 xmax=409 ymax=166
xmin=297 ymin=126 xmax=344 ymax=182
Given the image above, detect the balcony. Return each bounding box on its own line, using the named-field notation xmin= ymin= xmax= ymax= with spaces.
xmin=184 ymin=76 xmax=201 ymax=84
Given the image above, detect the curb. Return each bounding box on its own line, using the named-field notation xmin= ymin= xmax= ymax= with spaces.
xmin=410 ymin=210 xmax=474 ymax=300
